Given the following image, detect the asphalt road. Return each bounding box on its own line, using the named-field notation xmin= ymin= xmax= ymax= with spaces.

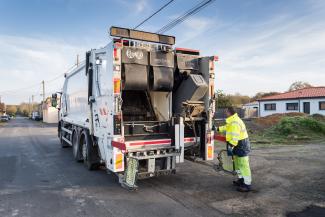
xmin=0 ymin=118 xmax=324 ymax=217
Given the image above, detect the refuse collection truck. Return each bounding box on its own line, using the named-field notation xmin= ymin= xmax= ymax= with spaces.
xmin=52 ymin=27 xmax=217 ymax=189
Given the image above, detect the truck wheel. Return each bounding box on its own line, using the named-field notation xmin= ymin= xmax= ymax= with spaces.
xmin=81 ymin=131 xmax=100 ymax=170
xmin=72 ymin=131 xmax=83 ymax=162
xmin=59 ymin=129 xmax=69 ymax=148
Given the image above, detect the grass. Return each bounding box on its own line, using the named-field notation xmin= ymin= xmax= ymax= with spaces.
xmin=248 ymin=115 xmax=325 ymax=146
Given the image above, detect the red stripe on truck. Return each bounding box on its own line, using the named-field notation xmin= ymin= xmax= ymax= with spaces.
xmin=128 ymin=139 xmax=171 ymax=146
xmin=111 ymin=141 xmax=126 ymax=150
xmin=184 ymin=138 xmax=195 ymax=142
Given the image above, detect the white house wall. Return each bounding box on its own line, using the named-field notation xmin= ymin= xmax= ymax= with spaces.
xmin=300 ymin=98 xmax=325 ymax=115
xmin=259 ymin=98 xmax=325 ymax=117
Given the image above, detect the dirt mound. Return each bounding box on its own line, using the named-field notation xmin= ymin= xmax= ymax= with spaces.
xmin=254 ymin=112 xmax=306 ymax=127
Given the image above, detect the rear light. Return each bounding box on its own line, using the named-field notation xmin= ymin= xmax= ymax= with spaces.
xmin=113 ymin=42 xmax=122 ymax=61
xmin=113 ymin=48 xmax=118 ymax=61
xmin=114 ymin=42 xmax=123 ymax=49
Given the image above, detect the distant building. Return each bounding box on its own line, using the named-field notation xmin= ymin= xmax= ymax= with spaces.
xmin=0 ymin=103 xmax=5 ymax=116
xmin=242 ymin=101 xmax=259 ymax=118
xmin=257 ymin=87 xmax=325 ymax=117
xmin=42 ymin=97 xmax=59 ymax=124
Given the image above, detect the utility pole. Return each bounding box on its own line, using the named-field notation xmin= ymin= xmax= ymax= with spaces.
xmin=42 ymin=80 xmax=45 ymax=102
xmin=29 ymin=97 xmax=31 ymax=116
xmin=31 ymin=95 xmax=34 ymax=113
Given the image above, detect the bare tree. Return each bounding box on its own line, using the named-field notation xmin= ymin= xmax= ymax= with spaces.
xmin=289 ymin=81 xmax=312 ymax=91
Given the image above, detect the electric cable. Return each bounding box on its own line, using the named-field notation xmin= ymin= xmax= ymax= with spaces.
xmin=157 ymin=0 xmax=216 ymax=33
xmin=133 ymin=0 xmax=175 ymax=29
xmin=0 ymin=61 xmax=84 ymax=94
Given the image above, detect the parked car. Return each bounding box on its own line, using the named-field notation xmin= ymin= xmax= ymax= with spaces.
xmin=0 ymin=115 xmax=9 ymax=122
xmin=31 ymin=112 xmax=42 ymax=121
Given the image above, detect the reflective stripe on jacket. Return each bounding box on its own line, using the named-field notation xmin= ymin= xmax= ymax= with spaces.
xmin=219 ymin=113 xmax=248 ymax=146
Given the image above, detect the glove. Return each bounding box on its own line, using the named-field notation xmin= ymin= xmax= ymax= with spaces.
xmin=226 ymin=142 xmax=233 ymax=156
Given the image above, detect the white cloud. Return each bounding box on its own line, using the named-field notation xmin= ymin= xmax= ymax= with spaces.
xmin=135 ymin=0 xmax=148 ymax=13
xmin=0 ymin=35 xmax=88 ymax=104
xmin=210 ymin=8 xmax=325 ymax=95
xmin=115 ymin=0 xmax=150 ymax=14
xmin=175 ymin=16 xmax=216 ymax=45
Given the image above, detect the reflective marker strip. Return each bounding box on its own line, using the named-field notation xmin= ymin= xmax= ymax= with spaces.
xmin=115 ymin=153 xmax=123 ymax=170
xmin=114 ymin=78 xmax=121 ymax=93
xmin=207 ymin=145 xmax=213 ymax=159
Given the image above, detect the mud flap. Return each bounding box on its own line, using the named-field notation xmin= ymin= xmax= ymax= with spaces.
xmin=120 ymin=158 xmax=138 ymax=190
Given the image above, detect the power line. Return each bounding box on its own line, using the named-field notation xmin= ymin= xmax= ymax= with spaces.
xmin=0 ymin=61 xmax=83 ymax=94
xmin=156 ymin=0 xmax=216 ymax=34
xmin=133 ymin=0 xmax=175 ymax=30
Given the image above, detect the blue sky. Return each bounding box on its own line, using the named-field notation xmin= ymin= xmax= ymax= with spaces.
xmin=0 ymin=0 xmax=325 ymax=104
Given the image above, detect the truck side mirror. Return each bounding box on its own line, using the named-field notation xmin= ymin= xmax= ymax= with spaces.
xmin=51 ymin=93 xmax=58 ymax=107
xmin=89 ymin=96 xmax=95 ymax=103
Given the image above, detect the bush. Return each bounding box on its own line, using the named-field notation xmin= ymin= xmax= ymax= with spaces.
xmin=311 ymin=114 xmax=325 ymax=122
xmin=274 ymin=116 xmax=325 ymax=136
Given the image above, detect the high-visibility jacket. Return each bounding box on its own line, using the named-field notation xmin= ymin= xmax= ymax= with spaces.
xmin=219 ymin=113 xmax=248 ymax=146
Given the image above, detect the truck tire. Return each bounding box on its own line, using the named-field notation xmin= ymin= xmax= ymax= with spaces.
xmin=59 ymin=128 xmax=70 ymax=148
xmin=72 ymin=130 xmax=83 ymax=162
xmin=80 ymin=131 xmax=100 ymax=170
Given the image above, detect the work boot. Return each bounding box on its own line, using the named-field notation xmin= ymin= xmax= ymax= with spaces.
xmin=233 ymin=178 xmax=244 ymax=186
xmin=237 ymin=183 xmax=251 ymax=192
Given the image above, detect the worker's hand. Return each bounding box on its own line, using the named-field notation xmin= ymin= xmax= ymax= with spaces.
xmin=226 ymin=142 xmax=233 ymax=156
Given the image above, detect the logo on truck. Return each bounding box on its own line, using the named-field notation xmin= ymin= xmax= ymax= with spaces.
xmin=126 ymin=49 xmax=143 ymax=60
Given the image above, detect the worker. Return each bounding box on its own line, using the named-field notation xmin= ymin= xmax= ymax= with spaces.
xmin=217 ymin=107 xmax=252 ymax=192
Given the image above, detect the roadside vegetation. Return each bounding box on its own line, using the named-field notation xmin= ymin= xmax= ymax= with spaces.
xmin=248 ymin=113 xmax=325 ymax=146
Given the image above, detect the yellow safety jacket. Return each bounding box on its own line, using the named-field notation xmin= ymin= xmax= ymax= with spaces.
xmin=219 ymin=113 xmax=248 ymax=146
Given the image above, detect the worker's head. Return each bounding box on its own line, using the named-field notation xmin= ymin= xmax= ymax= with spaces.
xmin=225 ymin=106 xmax=236 ymax=117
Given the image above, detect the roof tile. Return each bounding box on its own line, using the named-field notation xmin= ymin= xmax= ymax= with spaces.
xmin=259 ymin=87 xmax=325 ymax=101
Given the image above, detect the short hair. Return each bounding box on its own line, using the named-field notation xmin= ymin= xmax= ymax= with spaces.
xmin=226 ymin=106 xmax=236 ymax=115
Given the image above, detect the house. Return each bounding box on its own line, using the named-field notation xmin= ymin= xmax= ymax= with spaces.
xmin=242 ymin=101 xmax=259 ymax=110
xmin=242 ymin=101 xmax=259 ymax=118
xmin=257 ymin=87 xmax=325 ymax=117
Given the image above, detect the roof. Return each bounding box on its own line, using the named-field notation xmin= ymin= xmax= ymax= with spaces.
xmin=243 ymin=101 xmax=259 ymax=106
xmin=258 ymin=87 xmax=325 ymax=101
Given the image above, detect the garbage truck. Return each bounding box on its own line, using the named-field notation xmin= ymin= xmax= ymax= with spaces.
xmin=52 ymin=27 xmax=217 ymax=189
